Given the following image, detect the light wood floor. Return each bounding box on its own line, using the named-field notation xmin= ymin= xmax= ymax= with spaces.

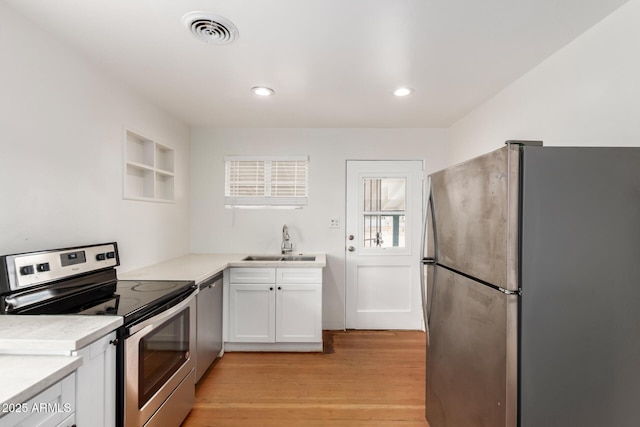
xmin=182 ymin=330 xmax=430 ymax=427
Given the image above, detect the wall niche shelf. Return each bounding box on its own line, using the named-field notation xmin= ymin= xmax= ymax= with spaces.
xmin=123 ymin=129 xmax=175 ymax=202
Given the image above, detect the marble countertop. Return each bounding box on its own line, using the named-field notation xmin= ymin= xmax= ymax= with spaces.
xmin=0 ymin=355 xmax=82 ymax=409
xmin=119 ymin=253 xmax=326 ymax=284
xmin=0 ymin=315 xmax=123 ymax=355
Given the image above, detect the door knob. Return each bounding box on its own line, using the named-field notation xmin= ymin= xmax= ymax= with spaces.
xmin=348 ymin=235 xmax=354 ymax=240
xmin=348 ymin=246 xmax=355 ymax=252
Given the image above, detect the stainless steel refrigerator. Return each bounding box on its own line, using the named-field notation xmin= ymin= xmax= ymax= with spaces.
xmin=421 ymin=141 xmax=640 ymax=427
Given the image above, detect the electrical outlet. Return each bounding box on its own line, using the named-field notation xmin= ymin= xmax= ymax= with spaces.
xmin=329 ymin=218 xmax=340 ymax=228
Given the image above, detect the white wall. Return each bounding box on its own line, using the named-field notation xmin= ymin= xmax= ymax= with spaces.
xmin=190 ymin=128 xmax=450 ymax=329
xmin=449 ymin=0 xmax=640 ymax=163
xmin=0 ymin=2 xmax=191 ymax=272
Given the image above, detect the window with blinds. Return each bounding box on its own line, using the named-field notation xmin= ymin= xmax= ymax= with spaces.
xmin=224 ymin=156 xmax=309 ymax=207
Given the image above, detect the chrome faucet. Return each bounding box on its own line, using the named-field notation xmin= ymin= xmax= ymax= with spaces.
xmin=281 ymin=224 xmax=293 ymax=254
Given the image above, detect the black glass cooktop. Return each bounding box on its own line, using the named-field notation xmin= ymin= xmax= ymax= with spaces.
xmin=78 ymin=279 xmax=195 ymax=324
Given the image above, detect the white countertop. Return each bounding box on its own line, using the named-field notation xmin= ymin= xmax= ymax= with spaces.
xmin=0 ymin=355 xmax=82 ymax=409
xmin=119 ymin=253 xmax=326 ymax=284
xmin=0 ymin=315 xmax=123 ymax=354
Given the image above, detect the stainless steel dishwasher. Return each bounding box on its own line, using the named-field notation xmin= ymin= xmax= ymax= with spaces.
xmin=195 ymin=272 xmax=223 ymax=383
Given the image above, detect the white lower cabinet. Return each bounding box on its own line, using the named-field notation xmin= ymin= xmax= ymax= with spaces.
xmin=276 ymin=283 xmax=322 ymax=342
xmin=227 ymin=267 xmax=322 ymax=351
xmin=0 ymin=373 xmax=76 ymax=427
xmin=0 ymin=331 xmax=117 ymax=427
xmin=72 ymin=331 xmax=117 ymax=427
xmin=229 ymin=283 xmax=276 ymax=342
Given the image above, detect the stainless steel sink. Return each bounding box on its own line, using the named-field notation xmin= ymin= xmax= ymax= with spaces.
xmin=282 ymin=255 xmax=316 ymax=261
xmin=242 ymin=255 xmax=316 ymax=262
xmin=242 ymin=255 xmax=285 ymax=261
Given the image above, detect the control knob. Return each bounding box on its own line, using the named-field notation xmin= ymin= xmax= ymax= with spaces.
xmin=19 ymin=265 xmax=35 ymax=275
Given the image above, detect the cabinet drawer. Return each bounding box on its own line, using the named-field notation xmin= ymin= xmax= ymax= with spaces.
xmin=277 ymin=268 xmax=322 ymax=284
xmin=230 ymin=268 xmax=276 ymax=284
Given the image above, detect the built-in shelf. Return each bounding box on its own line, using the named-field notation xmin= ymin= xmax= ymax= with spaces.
xmin=123 ymin=129 xmax=175 ymax=202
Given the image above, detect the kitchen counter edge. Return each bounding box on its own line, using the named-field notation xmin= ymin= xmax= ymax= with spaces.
xmin=0 ymin=316 xmax=123 ymax=354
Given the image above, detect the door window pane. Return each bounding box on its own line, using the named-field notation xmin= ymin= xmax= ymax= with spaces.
xmin=363 ymin=178 xmax=406 ymax=212
xmin=362 ymin=178 xmax=406 ymax=248
xmin=363 ymin=215 xmax=406 ymax=248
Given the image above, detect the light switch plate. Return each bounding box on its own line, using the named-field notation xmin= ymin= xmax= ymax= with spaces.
xmin=329 ymin=218 xmax=340 ymax=228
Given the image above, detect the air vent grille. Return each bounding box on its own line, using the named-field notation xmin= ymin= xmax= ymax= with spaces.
xmin=182 ymin=12 xmax=238 ymax=45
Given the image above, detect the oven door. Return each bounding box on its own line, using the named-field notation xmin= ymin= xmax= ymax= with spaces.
xmin=124 ymin=293 xmax=196 ymax=427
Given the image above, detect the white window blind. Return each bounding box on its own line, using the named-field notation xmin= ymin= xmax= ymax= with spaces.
xmin=225 ymin=156 xmax=308 ymax=207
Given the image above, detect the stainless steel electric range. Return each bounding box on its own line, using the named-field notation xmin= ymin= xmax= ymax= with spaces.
xmin=0 ymin=242 xmax=197 ymax=427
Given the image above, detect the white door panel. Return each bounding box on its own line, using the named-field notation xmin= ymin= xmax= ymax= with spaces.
xmin=346 ymin=160 xmax=423 ymax=330
xmin=356 ymin=265 xmax=412 ymax=311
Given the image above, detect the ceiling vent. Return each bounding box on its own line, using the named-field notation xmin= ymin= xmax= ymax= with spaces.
xmin=182 ymin=12 xmax=239 ymax=44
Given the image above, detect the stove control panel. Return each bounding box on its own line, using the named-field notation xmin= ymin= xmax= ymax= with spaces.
xmin=0 ymin=242 xmax=120 ymax=292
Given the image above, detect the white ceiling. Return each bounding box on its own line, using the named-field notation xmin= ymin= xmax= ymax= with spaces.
xmin=4 ymin=0 xmax=630 ymax=128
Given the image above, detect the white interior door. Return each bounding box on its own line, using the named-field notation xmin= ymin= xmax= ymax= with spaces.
xmin=345 ymin=160 xmax=423 ymax=329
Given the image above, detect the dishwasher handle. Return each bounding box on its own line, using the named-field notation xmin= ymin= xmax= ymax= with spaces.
xmin=199 ymin=272 xmax=223 ymax=290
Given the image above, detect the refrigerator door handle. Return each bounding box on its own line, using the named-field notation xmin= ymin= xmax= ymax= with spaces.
xmin=421 ymin=179 xmax=437 ymax=344
xmin=420 ymin=261 xmax=429 ymax=343
xmin=498 ymin=287 xmax=521 ymax=296
xmin=420 ymin=183 xmax=428 ymax=340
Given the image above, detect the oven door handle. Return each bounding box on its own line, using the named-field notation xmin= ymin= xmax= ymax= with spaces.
xmin=128 ymin=292 xmax=195 ymax=336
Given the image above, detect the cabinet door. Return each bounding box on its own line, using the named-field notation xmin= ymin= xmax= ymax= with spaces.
xmin=72 ymin=331 xmax=117 ymax=427
xmin=276 ymin=284 xmax=322 ymax=342
xmin=229 ymin=284 xmax=275 ymax=342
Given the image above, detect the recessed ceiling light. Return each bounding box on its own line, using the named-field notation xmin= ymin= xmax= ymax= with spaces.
xmin=251 ymin=87 xmax=275 ymax=96
xmin=394 ymin=87 xmax=414 ymax=97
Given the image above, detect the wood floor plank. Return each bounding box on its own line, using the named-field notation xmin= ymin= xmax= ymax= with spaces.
xmin=182 ymin=330 xmax=430 ymax=427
